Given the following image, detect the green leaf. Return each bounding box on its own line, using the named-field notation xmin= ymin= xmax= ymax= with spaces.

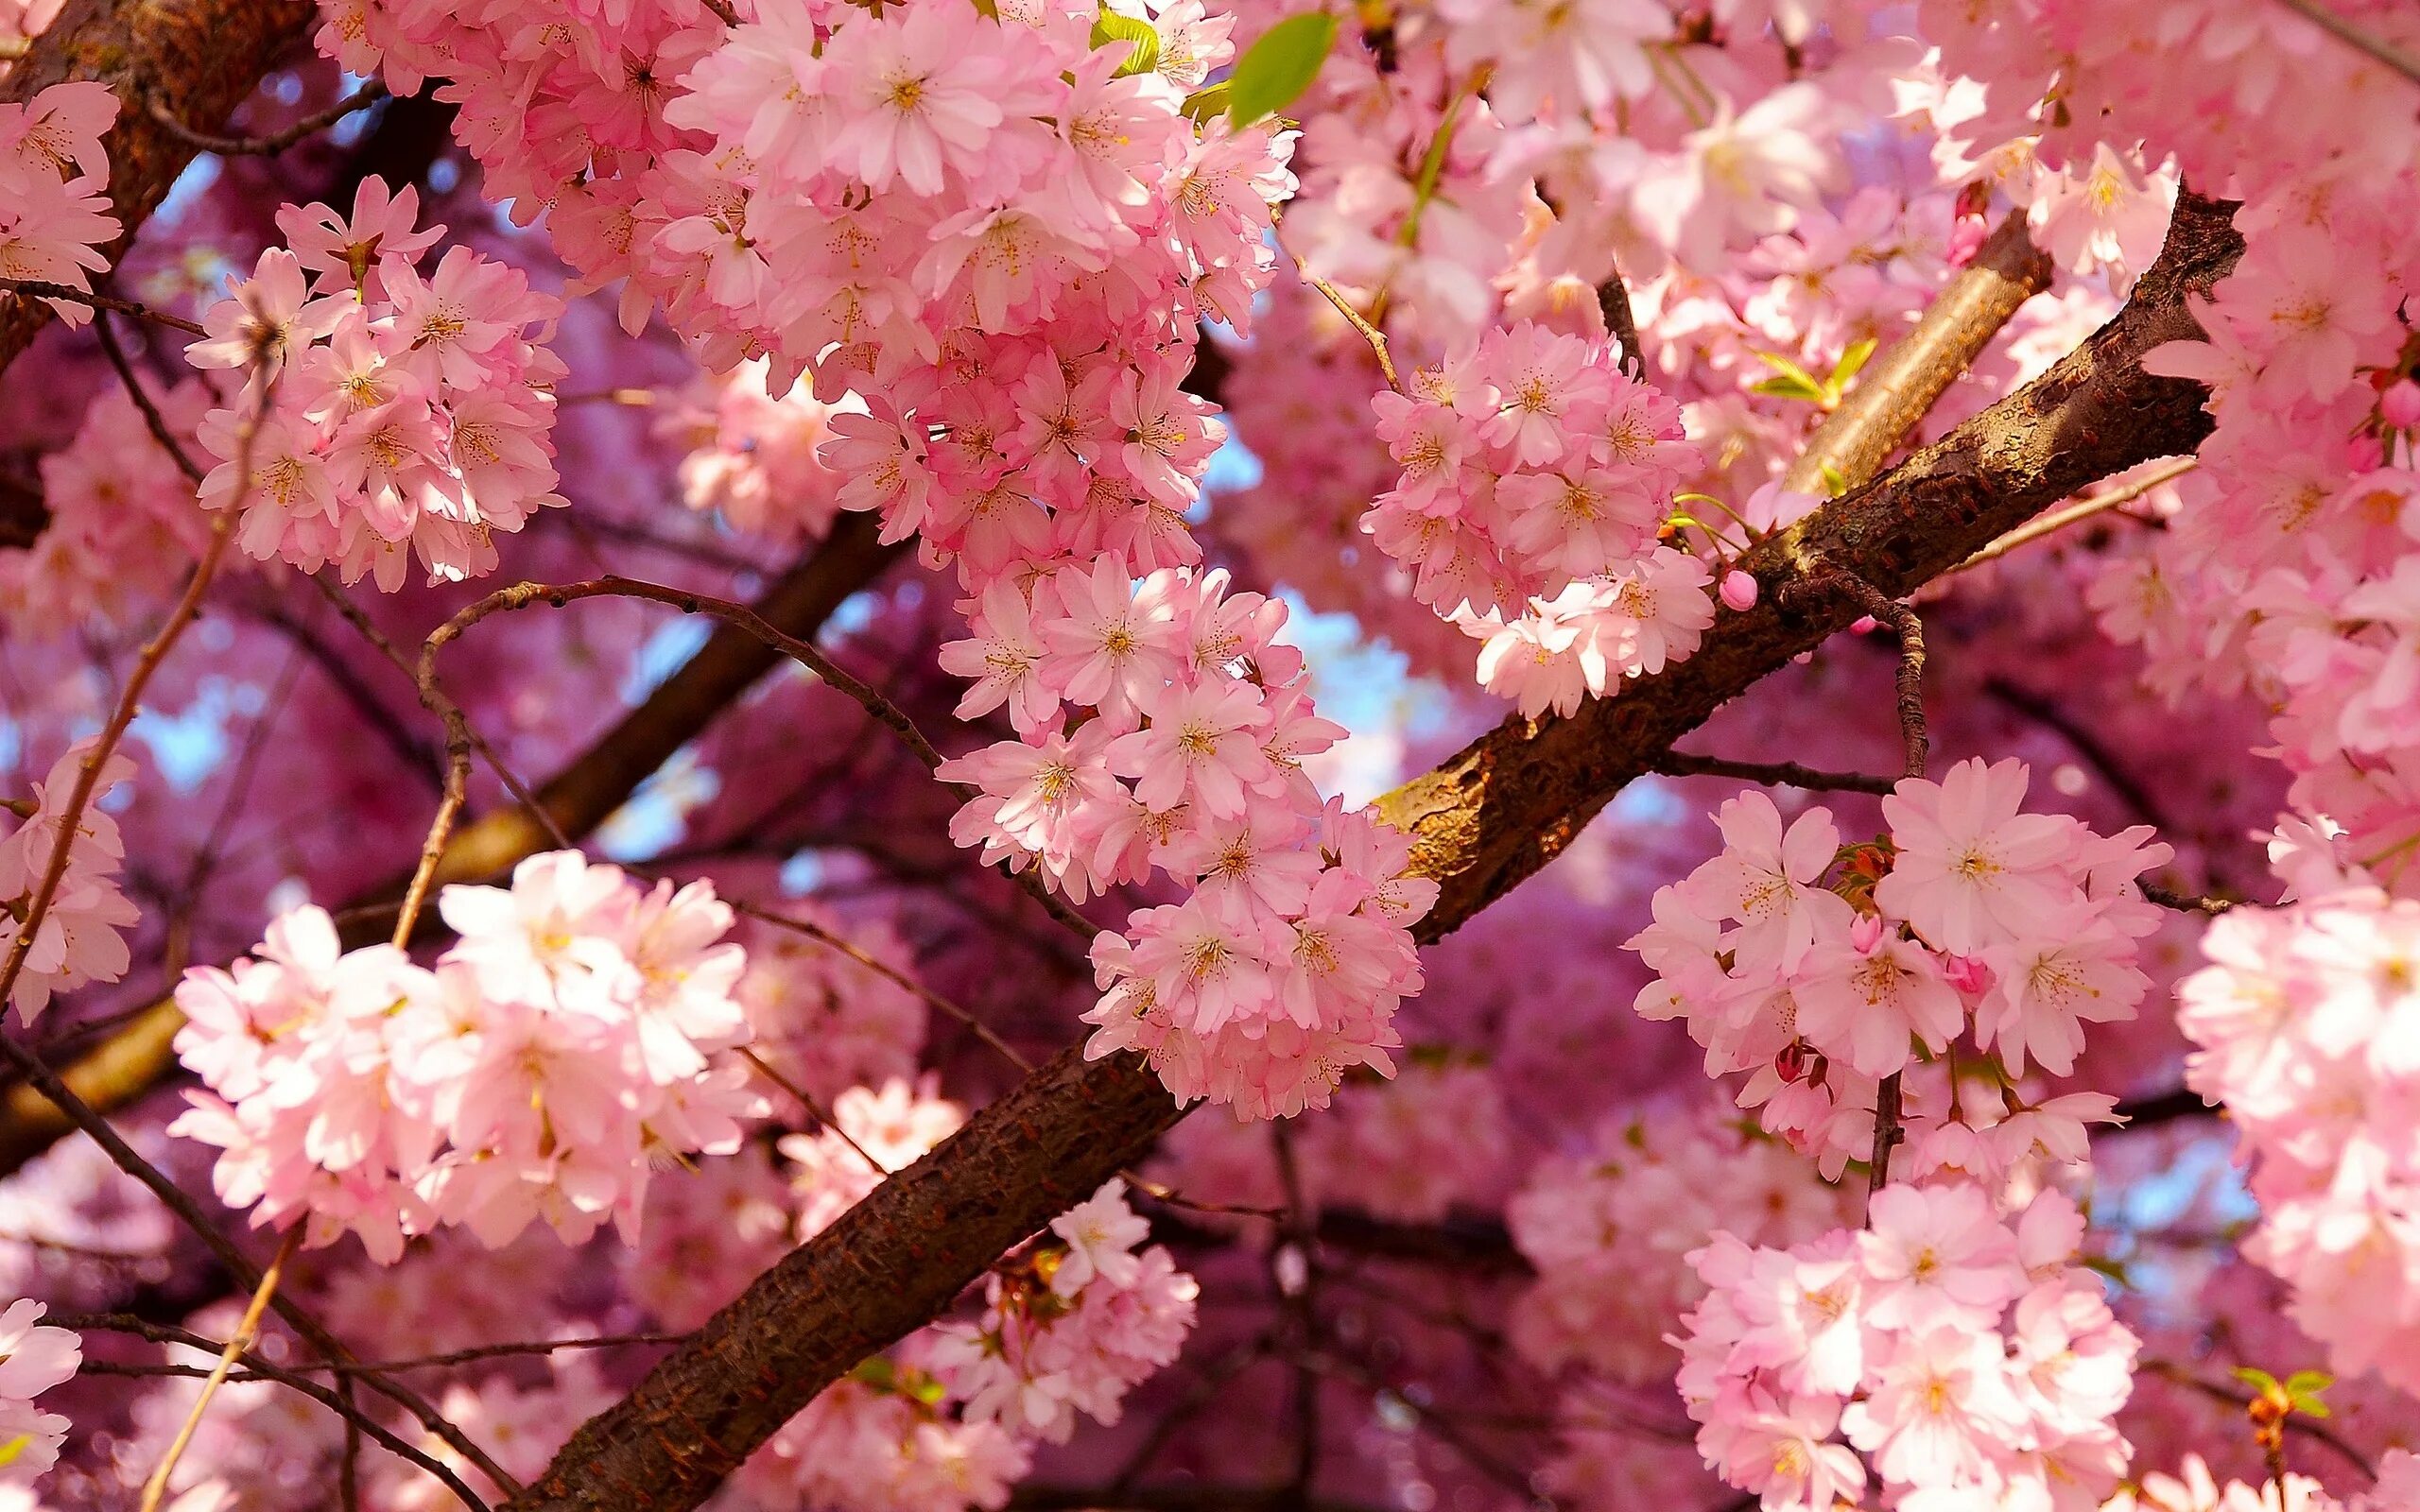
xmin=1750 ymin=373 xmax=1825 ymax=403
xmin=2285 ymin=1369 xmax=2334 ymax=1397
xmin=1227 ymin=10 xmax=1337 ymax=126
xmin=1181 ymin=79 xmax=1232 ymax=122
xmin=1090 ymin=9 xmax=1162 ymax=77
xmin=1819 ymin=461 xmax=1849 ymax=497
xmin=2232 ymin=1366 xmax=2282 ymax=1396
xmin=1752 ymin=350 xmax=1824 ymax=389
xmin=1828 ymin=336 xmax=1877 ymax=392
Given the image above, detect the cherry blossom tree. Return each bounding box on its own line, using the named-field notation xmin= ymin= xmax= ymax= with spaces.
xmin=0 ymin=0 xmax=2417 ymax=1509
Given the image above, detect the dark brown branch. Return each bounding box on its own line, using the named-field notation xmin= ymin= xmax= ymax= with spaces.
xmin=503 ymin=191 xmax=2245 ymax=1512
xmin=1649 ymin=750 xmax=1896 ymax=795
xmin=144 ymin=77 xmax=388 ymax=157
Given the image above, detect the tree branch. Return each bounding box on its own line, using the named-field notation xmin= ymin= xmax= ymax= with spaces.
xmin=0 ymin=0 xmax=319 ymax=371
xmin=501 ymin=191 xmax=2244 ymax=1512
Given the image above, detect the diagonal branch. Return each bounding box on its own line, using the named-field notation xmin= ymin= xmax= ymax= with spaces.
xmin=501 ymin=190 xmax=2243 ymax=1512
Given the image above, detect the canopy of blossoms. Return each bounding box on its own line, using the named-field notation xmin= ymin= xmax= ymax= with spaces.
xmin=0 ymin=0 xmax=2418 ymax=1508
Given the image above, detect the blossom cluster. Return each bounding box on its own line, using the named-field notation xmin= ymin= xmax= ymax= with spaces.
xmin=1366 ymin=319 xmax=1701 ymax=623
xmin=938 ymin=562 xmax=1434 ymax=1119
xmin=662 ymin=356 xmax=862 ymax=545
xmin=1675 ymin=1182 xmax=2138 ymax=1512
xmin=185 ymin=177 xmax=564 ymax=590
xmin=0 ymin=82 xmax=118 ymax=323
xmin=931 ymin=1178 xmax=1199 ymax=1445
xmin=168 ymin=851 xmax=765 ymax=1262
xmin=734 ymin=1172 xmax=1196 ymax=1512
xmin=0 ymin=741 xmax=140 ymax=1022
xmin=0 ymin=381 xmax=214 ymax=639
xmin=0 ymin=1300 xmax=79 ymax=1483
xmin=1628 ymin=760 xmax=2169 ymax=1175
xmin=1509 ymin=1099 xmax=1851 ymax=1386
xmin=2177 ymin=883 xmax=2420 ymax=1398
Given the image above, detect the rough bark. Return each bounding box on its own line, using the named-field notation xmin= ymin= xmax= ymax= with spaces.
xmin=0 ymin=515 xmax=902 ymax=1174
xmin=503 ymin=191 xmax=2242 ymax=1512
xmin=0 ymin=0 xmax=320 ymax=371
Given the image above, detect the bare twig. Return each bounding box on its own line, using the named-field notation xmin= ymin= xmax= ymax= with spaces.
xmin=58 ymin=1313 xmax=497 ymax=1509
xmin=1782 ymin=570 xmax=1927 ymax=1208
xmin=1954 ymin=458 xmax=2195 ymax=573
xmin=1301 ymin=270 xmax=1399 ymax=392
xmin=92 ymin=310 xmax=207 ymax=483
xmin=144 ymin=77 xmax=389 ymax=156
xmin=2271 ymin=0 xmax=2420 ymax=86
xmin=138 ymin=1226 xmax=304 ymax=1511
xmin=1649 ymin=750 xmax=1895 ymax=795
xmin=1781 ymin=213 xmax=2053 ymax=496
xmin=417 ymin=575 xmax=1099 ymax=940
xmin=0 ymin=280 xmax=206 ymax=336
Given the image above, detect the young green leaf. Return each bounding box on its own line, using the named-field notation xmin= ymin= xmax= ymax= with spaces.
xmin=1750 ymin=372 xmax=1826 ymax=403
xmin=1090 ymin=9 xmax=1162 ymax=78
xmin=1181 ymin=79 xmax=1233 ymax=123
xmin=1828 ymin=336 xmax=1877 ymax=392
xmin=1227 ymin=10 xmax=1338 ymax=126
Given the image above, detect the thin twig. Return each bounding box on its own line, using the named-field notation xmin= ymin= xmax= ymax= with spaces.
xmin=144 ymin=78 xmax=389 ymax=157
xmin=1954 ymin=458 xmax=2195 ymax=573
xmin=2271 ymin=0 xmax=2420 ymax=86
xmin=1783 ymin=569 xmax=1927 ymax=1210
xmin=57 ymin=1314 xmax=497 ymax=1510
xmin=1300 ymin=270 xmax=1399 ymax=392
xmin=1649 ymin=750 xmax=1895 ymax=795
xmin=92 ymin=310 xmax=207 ymax=483
xmin=727 ymin=897 xmax=1032 ymax=1074
xmin=737 ymin=1045 xmax=887 ymax=1175
xmin=2143 ymin=882 xmax=2237 ymax=916
xmin=138 ymin=1227 xmax=304 ymax=1511
xmin=0 ymin=280 xmax=206 ymax=335
xmin=417 ymin=576 xmax=1099 ymax=940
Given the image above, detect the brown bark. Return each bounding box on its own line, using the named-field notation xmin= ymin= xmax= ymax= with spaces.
xmin=503 ymin=191 xmax=2242 ymax=1512
xmin=0 ymin=0 xmax=320 ymax=371
xmin=0 ymin=515 xmax=902 ymax=1175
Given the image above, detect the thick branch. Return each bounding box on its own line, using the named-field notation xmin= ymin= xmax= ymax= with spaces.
xmin=504 ymin=192 xmax=2243 ymax=1512
xmin=0 ymin=0 xmax=319 ymax=371
xmin=0 ymin=515 xmax=902 ymax=1175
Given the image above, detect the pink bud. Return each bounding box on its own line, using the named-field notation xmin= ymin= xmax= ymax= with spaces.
xmin=1942 ymin=954 xmax=1991 ymax=995
xmin=1720 ymin=570 xmax=1758 ymax=611
xmin=2383 ymin=380 xmax=2420 ymax=429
